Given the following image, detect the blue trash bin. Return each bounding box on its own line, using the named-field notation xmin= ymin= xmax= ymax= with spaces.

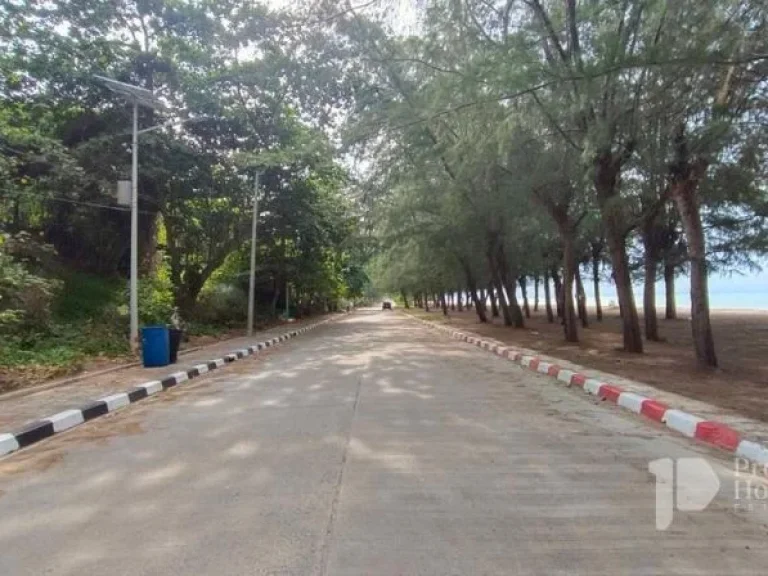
xmin=141 ymin=325 xmax=170 ymax=367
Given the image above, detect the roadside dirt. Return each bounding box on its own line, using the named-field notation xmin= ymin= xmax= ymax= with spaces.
xmin=0 ymin=320 xmax=294 ymax=395
xmin=0 ymin=316 xmax=327 ymax=431
xmin=409 ymin=306 xmax=768 ymax=423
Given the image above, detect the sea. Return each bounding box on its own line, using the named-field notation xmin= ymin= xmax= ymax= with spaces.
xmin=491 ymin=270 xmax=768 ymax=311
xmin=586 ymin=270 xmax=768 ymax=311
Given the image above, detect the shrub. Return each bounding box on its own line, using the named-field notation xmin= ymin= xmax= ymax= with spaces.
xmin=0 ymin=237 xmax=61 ymax=333
xmin=136 ymin=261 xmax=175 ymax=326
xmin=54 ymin=272 xmax=123 ymax=322
xmin=194 ymin=283 xmax=248 ymax=326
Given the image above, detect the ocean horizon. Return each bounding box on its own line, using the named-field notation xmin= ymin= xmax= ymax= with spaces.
xmin=481 ymin=269 xmax=768 ymax=311
xmin=593 ymin=269 xmax=768 ymax=311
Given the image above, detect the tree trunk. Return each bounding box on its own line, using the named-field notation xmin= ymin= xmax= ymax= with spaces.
xmin=574 ymin=265 xmax=588 ymax=328
xmin=423 ymin=290 xmax=430 ymax=312
xmin=592 ymin=249 xmax=603 ymax=321
xmin=493 ymin=277 xmax=514 ymax=326
xmin=457 ymin=289 xmax=464 ymax=312
xmin=668 ymin=123 xmax=717 ymax=367
xmin=486 ymin=235 xmax=514 ymax=326
xmin=488 ymin=253 xmax=514 ymax=326
xmin=472 ymin=289 xmax=487 ymax=322
xmin=441 ymin=293 xmax=448 ymax=316
xmin=664 ymin=262 xmax=677 ymax=320
xmin=533 ymin=277 xmax=539 ymax=312
xmin=561 ymin=238 xmax=579 ymax=342
xmin=543 ymin=270 xmax=554 ymax=323
xmin=607 ymin=233 xmax=643 ymax=352
xmin=519 ymin=276 xmax=531 ymax=318
xmin=462 ymin=263 xmax=487 ymax=323
xmin=551 ymin=267 xmax=563 ymax=318
xmin=507 ymin=277 xmax=525 ymax=327
xmin=671 ymin=180 xmax=717 ymax=367
xmin=495 ymin=244 xmax=524 ymax=327
xmin=401 ymin=290 xmax=410 ymax=309
xmin=595 ymin=151 xmax=643 ymax=353
xmin=487 ymin=282 xmax=499 ymax=318
xmin=643 ymin=249 xmax=660 ymax=341
xmin=450 ymin=292 xmax=455 ymax=311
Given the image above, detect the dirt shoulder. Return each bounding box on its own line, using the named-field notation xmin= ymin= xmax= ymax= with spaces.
xmin=0 ymin=315 xmax=328 ymax=431
xmin=407 ymin=306 xmax=768 ymax=424
xmin=0 ymin=321 xmax=293 ymax=395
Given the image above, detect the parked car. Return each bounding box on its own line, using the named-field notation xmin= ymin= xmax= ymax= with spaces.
xmin=382 ymin=301 xmax=392 ymax=310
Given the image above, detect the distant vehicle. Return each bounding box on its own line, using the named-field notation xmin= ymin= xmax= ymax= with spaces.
xmin=382 ymin=301 xmax=392 ymax=310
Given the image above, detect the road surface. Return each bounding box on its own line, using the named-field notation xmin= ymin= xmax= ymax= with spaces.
xmin=0 ymin=310 xmax=766 ymax=575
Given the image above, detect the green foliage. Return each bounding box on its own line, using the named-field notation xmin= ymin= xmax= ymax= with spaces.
xmin=0 ymin=235 xmax=61 ymax=333
xmin=0 ymin=262 xmax=129 ymax=369
xmin=54 ymin=272 xmax=123 ymax=321
xmin=0 ymin=319 xmax=129 ymax=369
xmin=137 ymin=261 xmax=175 ymax=326
xmin=0 ymin=0 xmax=372 ymax=380
xmin=194 ymin=285 xmax=248 ymax=327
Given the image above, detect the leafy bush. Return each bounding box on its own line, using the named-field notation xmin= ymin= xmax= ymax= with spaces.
xmin=136 ymin=261 xmax=175 ymax=326
xmin=0 ymin=318 xmax=130 ymax=368
xmin=55 ymin=272 xmax=124 ymax=322
xmin=194 ymin=283 xmax=248 ymax=326
xmin=0 ymin=235 xmax=61 ymax=333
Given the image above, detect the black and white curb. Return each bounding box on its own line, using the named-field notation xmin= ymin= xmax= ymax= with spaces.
xmin=0 ymin=317 xmax=334 ymax=458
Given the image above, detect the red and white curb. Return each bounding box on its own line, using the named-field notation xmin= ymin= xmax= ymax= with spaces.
xmin=0 ymin=317 xmax=335 ymax=458
xmin=406 ymin=314 xmax=768 ymax=468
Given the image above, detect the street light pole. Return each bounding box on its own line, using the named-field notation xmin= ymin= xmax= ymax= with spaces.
xmin=285 ymin=280 xmax=290 ymax=318
xmin=247 ymin=172 xmax=260 ymax=337
xmin=130 ymin=101 xmax=139 ymax=352
xmin=94 ymin=75 xmax=166 ymax=355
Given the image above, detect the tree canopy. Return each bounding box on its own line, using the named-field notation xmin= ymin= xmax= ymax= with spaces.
xmin=331 ymin=0 xmax=768 ymax=367
xmin=2 ymin=0 xmax=767 ymax=371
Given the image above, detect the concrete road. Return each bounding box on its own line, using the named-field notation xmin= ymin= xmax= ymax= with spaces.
xmin=0 ymin=311 xmax=767 ymax=575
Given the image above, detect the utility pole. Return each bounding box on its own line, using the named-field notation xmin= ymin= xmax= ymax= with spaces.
xmin=247 ymin=172 xmax=261 ymax=336
xmin=285 ymin=280 xmax=290 ymax=319
xmin=129 ymin=102 xmax=139 ymax=353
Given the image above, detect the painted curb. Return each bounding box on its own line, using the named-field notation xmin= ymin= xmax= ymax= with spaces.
xmin=0 ymin=317 xmax=336 ymax=458
xmin=404 ymin=312 xmax=768 ymax=471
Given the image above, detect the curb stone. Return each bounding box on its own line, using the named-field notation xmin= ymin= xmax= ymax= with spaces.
xmin=404 ymin=312 xmax=768 ymax=470
xmin=0 ymin=316 xmax=336 ymax=458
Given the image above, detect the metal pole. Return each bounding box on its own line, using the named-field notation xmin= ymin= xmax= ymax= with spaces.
xmin=285 ymin=281 xmax=290 ymax=318
xmin=130 ymin=101 xmax=139 ymax=353
xmin=247 ymin=173 xmax=260 ymax=336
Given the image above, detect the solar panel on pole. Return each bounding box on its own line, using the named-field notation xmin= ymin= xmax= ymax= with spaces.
xmin=93 ymin=75 xmax=167 ymax=111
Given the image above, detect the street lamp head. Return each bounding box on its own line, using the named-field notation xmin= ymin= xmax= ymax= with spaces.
xmin=94 ymin=74 xmax=167 ymax=112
